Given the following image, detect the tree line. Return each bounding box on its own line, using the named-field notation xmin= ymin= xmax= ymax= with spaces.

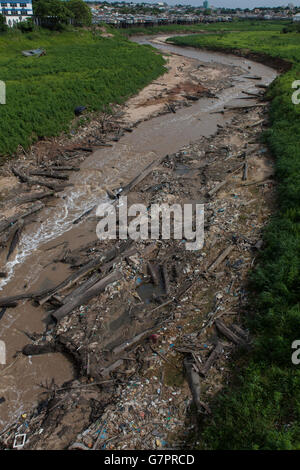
xmin=0 ymin=0 xmax=92 ymax=32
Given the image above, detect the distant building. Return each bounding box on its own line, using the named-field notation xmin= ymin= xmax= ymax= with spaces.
xmin=293 ymin=12 xmax=300 ymax=21
xmin=0 ymin=1 xmax=33 ymax=26
xmin=203 ymin=0 xmax=208 ymax=9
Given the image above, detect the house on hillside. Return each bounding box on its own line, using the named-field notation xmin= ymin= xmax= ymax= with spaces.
xmin=293 ymin=13 xmax=300 ymax=21
xmin=0 ymin=1 xmax=33 ymax=26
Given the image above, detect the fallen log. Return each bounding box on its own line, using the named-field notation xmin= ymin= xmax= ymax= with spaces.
xmin=106 ymin=188 xmax=117 ymax=200
xmin=35 ymin=241 xmax=132 ymax=303
xmin=0 ymin=293 xmax=34 ymax=307
xmin=121 ymin=155 xmax=167 ymax=195
xmin=112 ymin=328 xmax=153 ymax=355
xmin=241 ymin=177 xmax=274 ymax=187
xmin=65 ymin=146 xmax=93 ymax=153
xmin=15 ymin=191 xmax=54 ymax=205
xmin=100 ymin=359 xmax=124 ymax=378
xmin=242 ymin=162 xmax=248 ymax=181
xmin=0 ymin=307 xmax=7 ymax=321
xmin=0 ymin=302 xmax=17 ymax=309
xmin=186 ymin=95 xmax=199 ymax=101
xmin=92 ymin=143 xmax=113 ymax=148
xmin=241 ymin=90 xmax=261 ymax=97
xmin=0 ymin=222 xmax=19 ymax=247
xmin=147 ymin=262 xmax=160 ymax=286
xmin=0 ymin=203 xmax=43 ymax=234
xmin=22 ymin=342 xmax=56 ymax=356
xmin=48 ymin=166 xmax=80 ymax=172
xmin=61 ymin=272 xmax=101 ymax=305
xmin=184 ymin=356 xmax=203 ymax=413
xmin=247 ymin=119 xmax=265 ymax=128
xmin=243 ymin=75 xmax=262 ymax=80
xmin=29 ymin=171 xmax=69 ymax=181
xmin=73 ymin=205 xmax=96 ymax=225
xmin=51 ymin=270 xmax=122 ymax=322
xmin=12 ymin=167 xmax=71 ymax=192
xmin=208 ymin=245 xmax=234 ymax=272
xmin=199 ymin=342 xmax=223 ymax=376
xmin=231 ymin=324 xmax=249 ymax=341
xmin=167 ymin=103 xmax=176 ymax=113
xmin=6 ymin=219 xmax=24 ymax=260
xmin=224 ymin=103 xmax=267 ymax=111
xmin=215 ymin=319 xmax=245 ymax=346
xmin=162 ymin=264 xmax=170 ymax=296
xmin=207 ymin=180 xmax=226 ymax=198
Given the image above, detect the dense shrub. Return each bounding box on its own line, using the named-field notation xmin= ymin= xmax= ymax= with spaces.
xmin=0 ymin=14 xmax=8 ymax=33
xmin=0 ymin=29 xmax=165 ymax=156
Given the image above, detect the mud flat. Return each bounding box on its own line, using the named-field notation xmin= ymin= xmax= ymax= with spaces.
xmin=0 ymin=36 xmax=277 ymax=448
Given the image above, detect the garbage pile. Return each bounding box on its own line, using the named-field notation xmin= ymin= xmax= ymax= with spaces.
xmin=0 ymin=100 xmax=276 ymax=449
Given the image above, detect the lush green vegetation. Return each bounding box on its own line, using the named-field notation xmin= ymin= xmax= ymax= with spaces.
xmin=123 ymin=20 xmax=289 ymax=37
xmin=0 ymin=28 xmax=165 ymax=156
xmin=0 ymin=14 xmax=8 ymax=33
xmin=33 ymin=0 xmax=92 ymax=28
xmin=168 ymin=30 xmax=300 ymax=449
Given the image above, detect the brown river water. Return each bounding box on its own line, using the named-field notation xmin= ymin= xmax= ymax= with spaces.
xmin=0 ymin=36 xmax=277 ymax=431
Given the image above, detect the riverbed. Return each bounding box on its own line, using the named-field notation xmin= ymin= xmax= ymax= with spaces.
xmin=0 ymin=35 xmax=277 ymax=432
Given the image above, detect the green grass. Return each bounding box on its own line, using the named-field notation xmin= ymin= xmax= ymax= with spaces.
xmin=123 ymin=19 xmax=289 ymax=37
xmin=168 ymin=30 xmax=300 ymax=450
xmin=0 ymin=28 xmax=165 ymax=157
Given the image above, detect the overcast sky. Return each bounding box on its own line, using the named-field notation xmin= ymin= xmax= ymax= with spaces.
xmin=127 ymin=1 xmax=300 ymax=8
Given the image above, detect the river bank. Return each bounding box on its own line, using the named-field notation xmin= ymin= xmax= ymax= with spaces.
xmin=0 ymin=36 xmax=277 ymax=448
xmin=165 ymin=31 xmax=300 ymax=450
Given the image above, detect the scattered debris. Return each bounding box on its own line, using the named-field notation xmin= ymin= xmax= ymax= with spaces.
xmin=22 ymin=49 xmax=45 ymax=57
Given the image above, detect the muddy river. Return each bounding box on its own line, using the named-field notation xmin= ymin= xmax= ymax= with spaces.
xmin=0 ymin=36 xmax=277 ymax=432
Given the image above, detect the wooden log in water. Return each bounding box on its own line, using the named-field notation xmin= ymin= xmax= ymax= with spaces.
xmin=6 ymin=219 xmax=24 ymax=261
xmin=12 ymin=167 xmax=71 ymax=192
xmin=0 ymin=203 xmax=43 ymax=234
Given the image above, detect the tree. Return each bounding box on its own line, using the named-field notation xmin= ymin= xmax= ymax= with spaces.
xmin=67 ymin=0 xmax=92 ymax=26
xmin=0 ymin=14 xmax=8 ymax=33
xmin=17 ymin=18 xmax=34 ymax=32
xmin=34 ymin=0 xmax=73 ymax=25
